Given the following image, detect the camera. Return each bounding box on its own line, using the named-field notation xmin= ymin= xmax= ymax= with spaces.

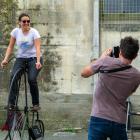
xmin=110 ymin=46 xmax=120 ymax=58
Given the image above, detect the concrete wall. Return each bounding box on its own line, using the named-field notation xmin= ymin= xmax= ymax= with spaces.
xmin=0 ymin=0 xmax=94 ymax=130
xmin=0 ymin=0 xmax=140 ymax=131
xmin=17 ymin=0 xmax=93 ymax=95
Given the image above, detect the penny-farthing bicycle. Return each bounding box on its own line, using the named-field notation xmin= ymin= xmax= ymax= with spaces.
xmin=2 ymin=61 xmax=45 ymax=140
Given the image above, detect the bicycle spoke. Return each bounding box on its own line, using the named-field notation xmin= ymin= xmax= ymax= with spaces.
xmin=9 ymin=113 xmax=21 ymax=139
xmin=7 ymin=112 xmax=30 ymax=140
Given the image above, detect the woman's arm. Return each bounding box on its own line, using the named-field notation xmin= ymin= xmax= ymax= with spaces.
xmin=34 ymin=38 xmax=42 ymax=69
xmin=1 ymin=36 xmax=15 ymax=67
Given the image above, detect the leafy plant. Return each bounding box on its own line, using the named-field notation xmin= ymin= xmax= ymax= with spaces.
xmin=0 ymin=0 xmax=18 ymax=44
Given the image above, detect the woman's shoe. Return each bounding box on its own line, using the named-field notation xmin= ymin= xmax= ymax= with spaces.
xmin=30 ymin=105 xmax=41 ymax=111
xmin=4 ymin=104 xmax=17 ymax=110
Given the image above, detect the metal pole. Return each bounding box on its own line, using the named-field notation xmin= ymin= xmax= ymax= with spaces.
xmin=91 ymin=0 xmax=100 ymax=92
xmin=91 ymin=0 xmax=100 ymax=60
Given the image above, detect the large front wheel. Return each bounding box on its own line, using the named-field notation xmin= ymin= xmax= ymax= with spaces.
xmin=5 ymin=68 xmax=31 ymax=140
xmin=6 ymin=110 xmax=31 ymax=140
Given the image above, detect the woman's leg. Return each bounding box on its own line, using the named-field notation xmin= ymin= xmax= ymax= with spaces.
xmin=8 ymin=58 xmax=25 ymax=106
xmin=27 ymin=57 xmax=43 ymax=106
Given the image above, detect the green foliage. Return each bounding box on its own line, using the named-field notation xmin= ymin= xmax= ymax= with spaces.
xmin=0 ymin=0 xmax=18 ymax=44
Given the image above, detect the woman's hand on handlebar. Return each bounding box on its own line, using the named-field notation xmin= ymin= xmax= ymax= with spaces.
xmin=36 ymin=62 xmax=42 ymax=70
xmin=1 ymin=59 xmax=8 ymax=68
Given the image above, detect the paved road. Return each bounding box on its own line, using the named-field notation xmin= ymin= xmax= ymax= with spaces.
xmin=0 ymin=131 xmax=88 ymax=140
xmin=1 ymin=130 xmax=139 ymax=140
xmin=46 ymin=131 xmax=87 ymax=140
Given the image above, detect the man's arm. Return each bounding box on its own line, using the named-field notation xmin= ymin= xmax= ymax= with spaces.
xmin=81 ymin=59 xmax=96 ymax=78
xmin=81 ymin=48 xmax=112 ymax=78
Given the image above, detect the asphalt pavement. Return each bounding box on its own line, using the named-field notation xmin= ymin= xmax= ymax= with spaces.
xmin=45 ymin=131 xmax=87 ymax=140
xmin=0 ymin=130 xmax=88 ymax=140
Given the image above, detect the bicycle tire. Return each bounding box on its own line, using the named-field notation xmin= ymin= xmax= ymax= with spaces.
xmin=8 ymin=68 xmax=24 ymax=108
xmin=5 ymin=68 xmax=31 ymax=140
xmin=6 ymin=111 xmax=30 ymax=140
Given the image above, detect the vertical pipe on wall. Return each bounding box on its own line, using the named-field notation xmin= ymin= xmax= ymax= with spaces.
xmin=91 ymin=0 xmax=100 ymax=92
xmin=92 ymin=0 xmax=100 ymax=59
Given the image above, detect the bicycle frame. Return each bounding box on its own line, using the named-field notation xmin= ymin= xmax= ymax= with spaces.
xmin=3 ymin=62 xmax=44 ymax=140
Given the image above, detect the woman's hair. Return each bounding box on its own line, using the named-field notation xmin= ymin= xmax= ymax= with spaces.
xmin=18 ymin=13 xmax=30 ymax=21
xmin=120 ymin=36 xmax=139 ymax=60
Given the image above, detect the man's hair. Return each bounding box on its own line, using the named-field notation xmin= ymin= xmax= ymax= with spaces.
xmin=120 ymin=36 xmax=139 ymax=60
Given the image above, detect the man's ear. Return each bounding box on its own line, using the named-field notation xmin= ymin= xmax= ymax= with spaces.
xmin=119 ymin=50 xmax=122 ymax=57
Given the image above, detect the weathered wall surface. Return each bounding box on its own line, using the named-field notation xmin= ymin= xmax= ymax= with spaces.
xmin=0 ymin=0 xmax=94 ymax=130
xmin=0 ymin=0 xmax=140 ymax=131
xmin=17 ymin=0 xmax=93 ymax=95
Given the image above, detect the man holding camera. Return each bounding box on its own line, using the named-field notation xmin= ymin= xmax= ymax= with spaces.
xmin=81 ymin=36 xmax=140 ymax=140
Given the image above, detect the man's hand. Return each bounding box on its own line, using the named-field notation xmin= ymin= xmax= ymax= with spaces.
xmin=100 ymin=48 xmax=112 ymax=59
